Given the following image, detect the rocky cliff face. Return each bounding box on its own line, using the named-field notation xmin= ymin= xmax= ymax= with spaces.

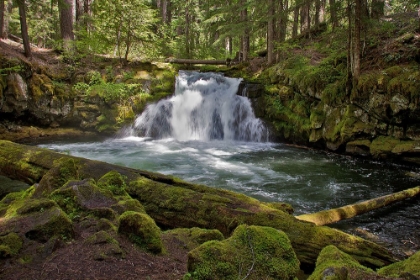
xmin=250 ymin=62 xmax=420 ymax=165
xmin=0 ymin=49 xmax=176 ymax=141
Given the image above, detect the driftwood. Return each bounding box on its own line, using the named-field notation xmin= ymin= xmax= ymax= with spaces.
xmin=0 ymin=140 xmax=396 ymax=268
xmin=296 ymin=186 xmax=420 ymax=226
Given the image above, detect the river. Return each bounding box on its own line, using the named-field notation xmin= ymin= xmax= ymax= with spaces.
xmin=39 ymin=71 xmax=420 ymax=258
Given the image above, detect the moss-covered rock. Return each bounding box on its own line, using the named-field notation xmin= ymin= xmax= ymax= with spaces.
xmin=50 ymin=178 xmax=117 ymax=220
xmin=0 ymin=233 xmax=23 ymax=258
xmin=377 ymin=251 xmax=420 ymax=278
xmin=35 ymin=157 xmax=80 ymax=197
xmin=308 ymin=245 xmax=375 ymax=280
xmin=118 ymin=211 xmax=163 ymax=254
xmin=165 ymin=227 xmax=224 ymax=251
xmin=186 ymin=224 xmax=300 ymax=280
xmin=97 ymin=171 xmax=127 ymax=196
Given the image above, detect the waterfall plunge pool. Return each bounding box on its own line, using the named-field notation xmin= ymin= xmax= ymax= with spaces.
xmin=38 ymin=71 xmax=420 ymax=257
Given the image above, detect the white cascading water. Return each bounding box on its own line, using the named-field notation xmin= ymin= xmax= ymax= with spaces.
xmin=126 ymin=71 xmax=268 ymax=142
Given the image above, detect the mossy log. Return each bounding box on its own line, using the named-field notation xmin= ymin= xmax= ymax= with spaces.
xmin=296 ymin=186 xmax=420 ymax=226
xmin=0 ymin=140 xmax=396 ymax=268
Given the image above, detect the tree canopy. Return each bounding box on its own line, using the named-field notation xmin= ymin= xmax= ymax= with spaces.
xmin=0 ymin=0 xmax=418 ymax=62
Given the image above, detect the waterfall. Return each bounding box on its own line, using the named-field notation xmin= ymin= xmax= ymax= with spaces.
xmin=126 ymin=71 xmax=268 ymax=142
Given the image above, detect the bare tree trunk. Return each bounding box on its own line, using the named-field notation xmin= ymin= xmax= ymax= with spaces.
xmin=17 ymin=0 xmax=31 ymax=58
xmin=1 ymin=0 xmax=11 ymax=39
xmin=278 ymin=0 xmax=287 ymax=42
xmin=354 ymin=0 xmax=361 ymax=80
xmin=346 ymin=0 xmax=353 ymax=96
xmin=300 ymin=1 xmax=310 ymax=36
xmin=296 ymin=186 xmax=420 ymax=226
xmin=371 ymin=0 xmax=384 ymax=19
xmin=315 ymin=0 xmax=320 ymax=26
xmin=292 ymin=3 xmax=299 ymax=37
xmin=59 ymin=0 xmax=75 ymax=53
xmin=185 ymin=5 xmax=191 ymax=58
xmin=0 ymin=0 xmax=5 ymax=39
xmin=329 ymin=0 xmax=338 ymax=30
xmin=240 ymin=0 xmax=249 ymax=61
xmin=267 ymin=0 xmax=275 ymax=65
xmin=319 ymin=0 xmax=326 ymax=23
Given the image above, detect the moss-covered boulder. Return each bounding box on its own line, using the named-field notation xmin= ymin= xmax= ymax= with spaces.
xmin=164 ymin=227 xmax=224 ymax=251
xmin=186 ymin=225 xmax=300 ymax=280
xmin=118 ymin=211 xmax=163 ymax=254
xmin=308 ymin=245 xmax=375 ymax=280
xmin=97 ymin=170 xmax=128 ymax=196
xmin=85 ymin=230 xmax=125 ymax=260
xmin=0 ymin=232 xmax=23 ymax=258
xmin=377 ymin=251 xmax=420 ymax=278
xmin=35 ymin=157 xmax=80 ymax=197
xmin=50 ymin=178 xmax=117 ymax=220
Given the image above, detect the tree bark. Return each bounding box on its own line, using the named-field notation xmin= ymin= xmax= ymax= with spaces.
xmin=59 ymin=0 xmax=75 ymax=53
xmin=329 ymin=0 xmax=338 ymax=30
xmin=267 ymin=0 xmax=275 ymax=65
xmin=240 ymin=0 xmax=249 ymax=61
xmin=17 ymin=0 xmax=31 ymax=58
xmin=371 ymin=0 xmax=385 ymax=19
xmin=296 ymin=186 xmax=420 ymax=226
xmin=353 ymin=0 xmax=362 ymax=80
xmin=0 ymin=0 xmax=5 ymax=39
xmin=0 ymin=140 xmax=397 ymax=268
xmin=292 ymin=3 xmax=299 ymax=37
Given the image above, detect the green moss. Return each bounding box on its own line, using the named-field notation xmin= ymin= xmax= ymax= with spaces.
xmin=165 ymin=227 xmax=224 ymax=251
xmin=308 ymin=245 xmax=373 ymax=280
xmin=16 ymin=198 xmax=57 ymax=215
xmin=85 ymin=230 xmax=118 ymax=245
xmin=186 ymin=224 xmax=300 ymax=280
xmin=0 ymin=233 xmax=23 ymax=258
xmin=370 ymin=136 xmax=401 ymax=157
xmin=114 ymin=198 xmax=145 ymax=214
xmin=263 ymin=202 xmax=294 ymax=214
xmin=25 ymin=206 xmax=74 ymax=242
xmin=377 ymin=251 xmax=420 ymax=277
xmin=118 ymin=211 xmax=163 ymax=254
xmin=35 ymin=157 xmax=80 ymax=197
xmin=97 ymin=171 xmax=127 ymax=196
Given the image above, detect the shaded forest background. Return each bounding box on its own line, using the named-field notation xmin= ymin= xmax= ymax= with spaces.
xmin=1 ymin=1 xmax=418 ymax=67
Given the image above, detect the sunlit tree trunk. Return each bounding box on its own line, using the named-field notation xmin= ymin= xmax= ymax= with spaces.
xmin=59 ymin=0 xmax=75 ymax=53
xmin=0 ymin=0 xmax=11 ymax=39
xmin=300 ymin=0 xmax=310 ymax=35
xmin=17 ymin=0 xmax=31 ymax=58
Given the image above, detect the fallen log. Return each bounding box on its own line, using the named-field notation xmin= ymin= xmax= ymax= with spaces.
xmin=296 ymin=186 xmax=420 ymax=226
xmin=165 ymin=58 xmax=231 ymax=65
xmin=0 ymin=140 xmax=396 ymax=268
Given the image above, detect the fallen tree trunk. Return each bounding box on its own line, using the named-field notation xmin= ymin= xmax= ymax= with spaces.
xmin=0 ymin=140 xmax=396 ymax=268
xmin=296 ymin=186 xmax=420 ymax=226
xmin=165 ymin=58 xmax=230 ymax=65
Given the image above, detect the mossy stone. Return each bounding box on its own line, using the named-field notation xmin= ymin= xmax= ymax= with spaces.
xmin=377 ymin=251 xmax=420 ymax=278
xmin=308 ymin=245 xmax=374 ymax=280
xmin=0 ymin=233 xmax=23 ymax=258
xmin=16 ymin=198 xmax=57 ymax=215
xmin=165 ymin=227 xmax=224 ymax=251
xmin=35 ymin=157 xmax=80 ymax=197
xmin=186 ymin=224 xmax=300 ymax=280
xmin=97 ymin=171 xmax=127 ymax=196
xmin=118 ymin=211 xmax=163 ymax=254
